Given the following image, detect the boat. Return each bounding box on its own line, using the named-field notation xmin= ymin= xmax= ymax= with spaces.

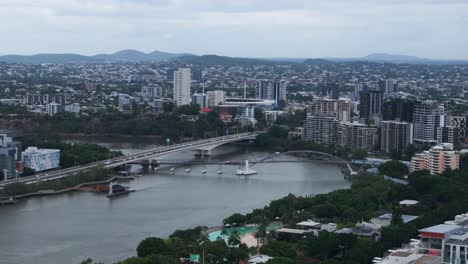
xmin=169 ymin=168 xmax=175 ymax=172
xmin=217 ymin=170 xmax=223 ymax=175
xmin=106 ymin=182 xmax=134 ymax=198
xmin=186 ymin=168 xmax=191 ymax=173
xmin=0 ymin=197 xmax=17 ymax=205
xmin=236 ymin=160 xmax=257 ymax=176
xmin=201 ymin=169 xmax=207 ymax=174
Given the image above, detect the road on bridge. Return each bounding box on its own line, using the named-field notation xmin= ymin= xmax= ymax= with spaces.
xmin=0 ymin=132 xmax=259 ymax=189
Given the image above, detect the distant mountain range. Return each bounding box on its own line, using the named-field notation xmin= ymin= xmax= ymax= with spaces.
xmin=323 ymin=53 xmax=468 ymax=65
xmin=0 ymin=49 xmax=190 ymax=64
xmin=0 ymin=50 xmax=467 ymax=65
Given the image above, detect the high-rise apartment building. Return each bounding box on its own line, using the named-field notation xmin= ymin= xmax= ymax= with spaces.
xmin=380 ymin=120 xmax=414 ymax=153
xmin=410 ymin=143 xmax=459 ymax=175
xmin=46 ymin=102 xmax=62 ymax=116
xmin=257 ymin=80 xmax=287 ymax=107
xmin=338 ymin=122 xmax=378 ymax=151
xmin=308 ymin=98 xmax=338 ymax=117
xmin=141 ymin=85 xmax=163 ymax=101
xmin=173 ymin=68 xmax=191 ymax=106
xmin=413 ymin=102 xmax=445 ymax=144
xmin=382 ymin=98 xmax=415 ymax=122
xmin=303 ymin=116 xmax=338 ymax=145
xmin=338 ymin=98 xmax=352 ymax=122
xmin=206 ymin=90 xmax=225 ymax=107
xmin=447 ymin=115 xmax=467 ymax=141
xmin=437 ymin=126 xmax=459 ymax=146
xmin=359 ymin=90 xmax=383 ymax=120
xmin=191 ymin=93 xmax=207 ymax=108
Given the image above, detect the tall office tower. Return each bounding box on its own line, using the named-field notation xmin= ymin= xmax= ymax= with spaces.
xmin=173 ymin=68 xmax=191 ymax=106
xmin=382 ymin=98 xmax=415 ymax=122
xmin=380 ymin=120 xmax=414 ymax=153
xmin=359 ymin=90 xmax=383 ymax=120
xmin=257 ymin=80 xmax=287 ymax=106
xmin=410 ymin=143 xmax=459 ymax=175
xmin=337 ymin=122 xmax=378 ymax=151
xmin=338 ymin=98 xmax=352 ymax=122
xmin=206 ymin=90 xmax=225 ymax=106
xmin=302 ymin=116 xmax=339 ymax=145
xmin=191 ymin=93 xmax=207 ymax=108
xmin=307 ymin=98 xmax=338 ymax=117
xmin=413 ymin=102 xmax=445 ymax=144
xmin=447 ymin=115 xmax=467 ymax=141
xmin=437 ymin=126 xmax=459 ymax=146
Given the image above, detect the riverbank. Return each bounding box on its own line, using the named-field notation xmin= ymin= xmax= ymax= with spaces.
xmin=4 ymin=176 xmax=134 ymax=201
xmin=0 ymin=147 xmax=350 ymax=264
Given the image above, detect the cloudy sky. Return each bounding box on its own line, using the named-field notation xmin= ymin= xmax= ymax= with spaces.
xmin=1 ymin=0 xmax=467 ymax=59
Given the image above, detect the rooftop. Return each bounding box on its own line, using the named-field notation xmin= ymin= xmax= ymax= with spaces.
xmin=276 ymin=228 xmax=311 ymax=235
xmin=419 ymin=224 xmax=460 ymax=234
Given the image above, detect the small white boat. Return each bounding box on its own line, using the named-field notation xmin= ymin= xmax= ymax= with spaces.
xmin=201 ymin=169 xmax=207 ymax=174
xmin=236 ymin=160 xmax=257 ymax=176
xmin=169 ymin=168 xmax=175 ymax=172
xmin=185 ymin=168 xmax=191 ymax=173
xmin=217 ymin=170 xmax=223 ymax=175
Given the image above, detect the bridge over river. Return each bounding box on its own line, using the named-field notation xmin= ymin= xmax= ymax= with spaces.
xmin=0 ymin=132 xmax=259 ymax=189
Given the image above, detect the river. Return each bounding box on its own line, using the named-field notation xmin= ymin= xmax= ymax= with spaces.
xmin=0 ymin=138 xmax=350 ymax=264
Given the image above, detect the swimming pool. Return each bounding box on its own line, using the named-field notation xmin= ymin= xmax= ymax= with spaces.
xmin=207 ymin=223 xmax=281 ymax=242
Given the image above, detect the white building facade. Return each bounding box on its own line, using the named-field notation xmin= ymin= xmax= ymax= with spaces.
xmin=173 ymin=68 xmax=191 ymax=106
xmin=22 ymin=147 xmax=60 ymax=172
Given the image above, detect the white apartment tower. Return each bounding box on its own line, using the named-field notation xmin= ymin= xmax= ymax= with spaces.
xmin=206 ymin=90 xmax=225 ymax=107
xmin=173 ymin=68 xmax=191 ymax=106
xmin=413 ymin=102 xmax=445 ymax=144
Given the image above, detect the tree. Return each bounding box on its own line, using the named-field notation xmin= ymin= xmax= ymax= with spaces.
xmin=254 ymin=108 xmax=267 ymax=130
xmin=117 ymin=257 xmax=149 ymax=264
xmin=228 ymin=231 xmax=241 ymax=247
xmin=379 ymin=160 xmax=409 ymax=179
xmin=260 ymin=240 xmax=297 ymax=258
xmin=136 ymin=237 xmax=168 ymax=257
xmin=22 ymin=167 xmax=36 ymax=177
xmin=351 ymin=149 xmax=367 ymax=160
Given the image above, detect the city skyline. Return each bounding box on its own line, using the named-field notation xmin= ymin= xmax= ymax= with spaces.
xmin=1 ymin=0 xmax=468 ymax=60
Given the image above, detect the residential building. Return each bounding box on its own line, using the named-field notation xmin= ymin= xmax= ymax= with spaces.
xmin=191 ymin=93 xmax=207 ymax=108
xmin=338 ymin=98 xmax=352 ymax=122
xmin=22 ymin=147 xmax=60 ymax=172
xmin=257 ymin=80 xmax=286 ymax=107
xmin=303 ymin=116 xmax=338 ymax=145
xmin=359 ymin=90 xmax=383 ymax=120
xmin=206 ymin=90 xmax=225 ymax=106
xmin=382 ymin=98 xmax=415 ymax=122
xmin=410 ymin=143 xmax=460 ymax=175
xmin=46 ymin=102 xmax=62 ymax=116
xmin=338 ymin=122 xmax=378 ymax=151
xmin=308 ymin=98 xmax=338 ymax=117
xmin=173 ymin=68 xmax=191 ymax=106
xmin=437 ymin=126 xmax=459 ymax=146
xmin=380 ymin=120 xmax=414 ymax=153
xmin=413 ymin=102 xmax=445 ymax=144
xmin=447 ymin=115 xmax=467 ymax=142
xmin=264 ymin=110 xmax=285 ymax=124
xmin=64 ymin=103 xmax=81 ymax=114
xmin=141 ymin=85 xmax=163 ymax=101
